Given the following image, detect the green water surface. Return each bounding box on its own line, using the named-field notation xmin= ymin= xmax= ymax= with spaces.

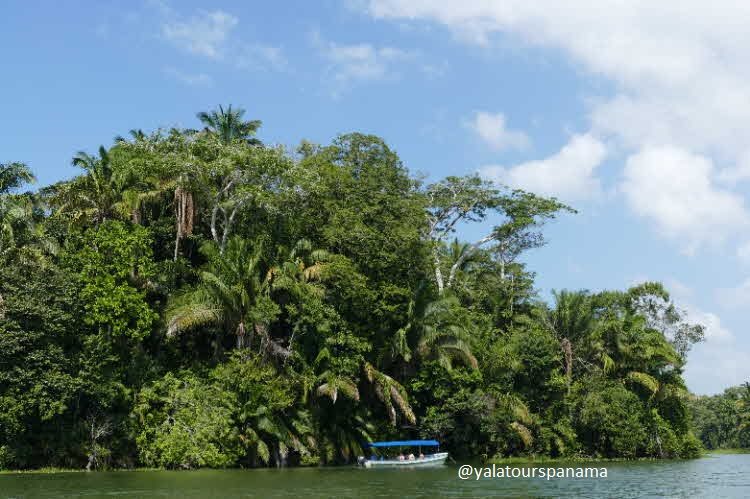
xmin=1 ymin=453 xmax=748 ymax=498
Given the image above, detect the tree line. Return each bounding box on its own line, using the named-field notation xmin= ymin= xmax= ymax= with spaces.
xmin=0 ymin=105 xmax=709 ymax=470
xmin=689 ymin=383 xmax=750 ymax=450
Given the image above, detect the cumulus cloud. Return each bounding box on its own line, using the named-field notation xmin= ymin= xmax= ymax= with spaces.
xmin=162 ymin=10 xmax=238 ymax=59
xmin=467 ymin=111 xmax=530 ymax=151
xmin=480 ymin=133 xmax=606 ymax=202
xmin=685 ymin=307 xmax=733 ymax=343
xmin=366 ymin=1 xmax=750 ymax=254
xmin=157 ymin=7 xmax=286 ymax=74
xmin=315 ymin=34 xmax=413 ymax=84
xmin=621 ymin=147 xmax=749 ymax=253
xmin=366 ymin=1 xmax=750 ymax=155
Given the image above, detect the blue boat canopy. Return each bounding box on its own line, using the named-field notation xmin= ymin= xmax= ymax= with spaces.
xmin=366 ymin=440 xmax=439 ymax=448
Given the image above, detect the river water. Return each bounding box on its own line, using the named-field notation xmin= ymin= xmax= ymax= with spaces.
xmin=1 ymin=453 xmax=748 ymax=498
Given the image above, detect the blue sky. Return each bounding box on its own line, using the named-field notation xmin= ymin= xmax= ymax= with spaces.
xmin=2 ymin=0 xmax=749 ymax=394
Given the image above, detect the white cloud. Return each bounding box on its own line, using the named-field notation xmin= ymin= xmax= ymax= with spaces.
xmin=366 ymin=1 xmax=750 ymax=254
xmin=319 ymin=38 xmax=413 ymax=84
xmin=621 ymin=147 xmax=749 ymax=253
xmin=685 ymin=307 xmax=733 ymax=343
xmin=162 ymin=10 xmax=238 ymax=59
xmin=480 ymin=133 xmax=605 ymax=202
xmin=157 ymin=8 xmax=287 ymax=74
xmin=163 ymin=67 xmax=213 ymax=87
xmin=629 ymin=278 xmax=732 ymax=343
xmin=366 ymin=1 xmax=750 ymax=158
xmin=467 ymin=111 xmax=529 ymax=151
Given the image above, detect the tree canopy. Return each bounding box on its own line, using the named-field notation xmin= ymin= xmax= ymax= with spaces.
xmin=0 ymin=106 xmax=712 ymax=470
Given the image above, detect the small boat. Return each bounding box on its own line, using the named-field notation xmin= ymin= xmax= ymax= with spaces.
xmin=357 ymin=440 xmax=448 ymax=468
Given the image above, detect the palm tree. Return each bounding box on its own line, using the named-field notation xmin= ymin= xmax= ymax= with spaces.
xmin=363 ymin=362 xmax=416 ymax=425
xmin=242 ymin=405 xmax=313 ymax=467
xmin=311 ymin=345 xmax=415 ymax=428
xmin=0 ymin=162 xmax=57 ymax=316
xmin=293 ymin=357 xmax=374 ymax=464
xmin=267 ymin=239 xmax=330 ymax=300
xmin=0 ymin=163 xmax=34 ymax=257
xmin=112 ymin=130 xmax=200 ymax=260
xmin=0 ymin=193 xmax=32 ymax=256
xmin=196 ymin=105 xmax=262 ymax=145
xmin=0 ymin=161 xmax=34 ymax=194
xmin=313 ymin=410 xmax=375 ymax=465
xmin=0 ymin=163 xmax=56 ymax=262
xmin=388 ymin=283 xmax=477 ymax=372
xmin=166 ymin=237 xmax=275 ymax=354
xmin=50 ymin=146 xmax=138 ymax=225
xmin=266 ymin=239 xmax=331 ymax=351
xmin=538 ymin=290 xmax=594 ymax=392
xmin=113 ymin=129 xmax=146 ymax=144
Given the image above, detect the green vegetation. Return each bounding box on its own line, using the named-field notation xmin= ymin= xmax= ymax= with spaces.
xmin=688 ymin=383 xmax=750 ymax=450
xmin=0 ymin=107 xmax=709 ymax=470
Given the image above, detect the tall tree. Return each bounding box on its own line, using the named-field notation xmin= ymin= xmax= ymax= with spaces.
xmin=426 ymin=175 xmax=572 ymax=293
xmin=0 ymin=161 xmax=34 ymax=193
xmin=166 ymin=237 xmax=278 ymax=353
xmin=49 ymin=146 xmax=138 ymax=226
xmin=197 ymin=105 xmax=262 ymax=145
xmin=388 ymin=283 xmax=477 ymax=372
xmin=541 ymin=290 xmax=595 ymax=392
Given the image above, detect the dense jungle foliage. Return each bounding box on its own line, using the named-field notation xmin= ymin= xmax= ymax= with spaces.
xmin=0 ymin=106 xmax=710 ymax=470
xmin=689 ymin=383 xmax=750 ymax=450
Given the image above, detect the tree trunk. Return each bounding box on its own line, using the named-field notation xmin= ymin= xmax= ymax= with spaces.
xmin=173 ymin=231 xmax=181 ymax=262
xmin=236 ymin=321 xmax=246 ymax=349
xmin=654 ymin=425 xmax=664 ymax=458
xmin=433 ymin=249 xmax=444 ymax=294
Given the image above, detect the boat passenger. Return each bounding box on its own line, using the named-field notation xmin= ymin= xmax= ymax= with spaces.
xmin=408 ymin=453 xmax=415 ymax=460
xmin=419 ymin=453 xmax=425 ymax=459
xmin=398 ymin=454 xmax=405 ymax=461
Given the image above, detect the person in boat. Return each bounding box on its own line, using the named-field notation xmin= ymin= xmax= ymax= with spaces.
xmin=419 ymin=452 xmax=425 ymax=459
xmin=398 ymin=454 xmax=405 ymax=461
xmin=408 ymin=453 xmax=415 ymax=460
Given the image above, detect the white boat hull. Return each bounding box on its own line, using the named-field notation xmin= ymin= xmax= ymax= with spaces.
xmin=362 ymin=452 xmax=448 ymax=468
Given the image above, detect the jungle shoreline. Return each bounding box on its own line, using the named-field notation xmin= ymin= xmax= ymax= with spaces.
xmin=4 ymin=450 xmax=746 ymax=474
